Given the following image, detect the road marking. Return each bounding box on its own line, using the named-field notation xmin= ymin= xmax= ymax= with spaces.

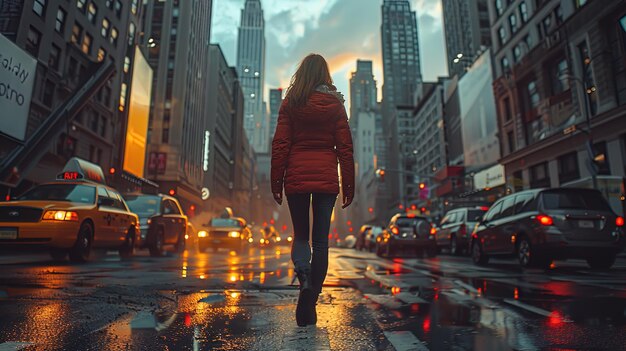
xmin=130 ymin=311 xmax=157 ymax=329
xmin=0 ymin=342 xmax=34 ymax=351
xmin=364 ymin=294 xmax=403 ymax=309
xmin=502 ymin=299 xmax=554 ymax=318
xmin=454 ymin=280 xmax=480 ymax=294
xmin=394 ymin=292 xmax=428 ymax=304
xmin=383 ymin=331 xmax=429 ymax=351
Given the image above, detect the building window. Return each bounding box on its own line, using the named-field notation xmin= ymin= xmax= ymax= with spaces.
xmin=89 ymin=111 xmax=99 ymax=132
xmin=513 ymin=45 xmax=522 ymax=62
xmin=106 ymin=0 xmax=113 ymax=9
xmin=26 ymin=27 xmax=41 ymax=56
xmin=530 ymin=162 xmax=550 ymax=188
xmin=542 ymin=14 xmax=553 ymax=35
xmin=99 ymin=117 xmax=107 ymax=137
xmin=49 ymin=44 xmax=61 ymax=70
xmin=115 ymin=0 xmax=122 ymax=18
xmin=495 ymin=0 xmax=504 ymax=16
xmin=123 ymin=56 xmax=130 ymax=74
xmin=110 ymin=27 xmax=118 ymax=46
xmin=162 ymin=129 xmax=169 ymax=143
xmin=82 ymin=33 xmax=92 ymax=55
xmin=593 ymin=141 xmax=611 ymax=175
xmin=555 ymin=5 xmax=563 ymax=24
xmin=71 ymin=23 xmax=82 ymax=45
xmin=128 ymin=22 xmax=136 ymax=46
xmin=551 ymin=59 xmax=569 ymax=94
xmin=509 ymin=13 xmax=518 ymax=34
xmin=33 ymin=0 xmax=46 ymax=16
xmin=87 ymin=2 xmax=97 ymax=23
xmin=42 ymin=79 xmax=54 ymax=107
xmin=119 ymin=83 xmax=127 ymax=111
xmin=76 ymin=0 xmax=86 ymax=12
xmin=501 ymin=56 xmax=510 ymax=72
xmin=101 ymin=18 xmax=110 ymax=38
xmin=131 ymin=0 xmax=138 ymax=15
xmin=503 ymin=96 xmax=513 ymax=121
xmin=55 ymin=8 xmax=66 ymax=33
xmin=578 ymin=41 xmax=598 ymax=115
xmin=498 ymin=26 xmax=507 ymax=46
xmin=527 ymin=81 xmax=540 ymax=108
xmin=558 ymin=152 xmax=579 ymax=184
xmin=513 ymin=170 xmax=524 ymax=191
xmin=519 ymin=1 xmax=529 ymax=23
xmin=507 ymin=131 xmax=515 ymax=154
xmin=575 ymin=0 xmax=588 ymax=8
xmin=97 ymin=47 xmax=106 ymax=62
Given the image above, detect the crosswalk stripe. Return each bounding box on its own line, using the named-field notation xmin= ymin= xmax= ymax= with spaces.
xmin=502 ymin=299 xmax=555 ymax=318
xmin=384 ymin=331 xmax=429 ymax=351
xmin=0 ymin=342 xmax=34 ymax=351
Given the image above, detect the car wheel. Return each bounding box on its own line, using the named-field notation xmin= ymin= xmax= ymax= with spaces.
xmin=450 ymin=235 xmax=459 ymax=256
xmin=119 ymin=230 xmax=135 ymax=258
xmin=149 ymin=228 xmax=165 ymax=257
xmin=471 ymin=240 xmax=489 ymax=265
xmin=517 ymin=237 xmax=549 ymax=269
xmin=50 ymin=248 xmax=67 ymax=261
xmin=69 ymin=222 xmax=93 ymax=263
xmin=587 ymin=255 xmax=616 ymax=270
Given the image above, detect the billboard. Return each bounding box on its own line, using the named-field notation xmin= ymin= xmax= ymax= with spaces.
xmin=458 ymin=49 xmax=500 ymax=170
xmin=123 ymin=47 xmax=153 ymax=178
xmin=0 ymin=33 xmax=37 ymax=140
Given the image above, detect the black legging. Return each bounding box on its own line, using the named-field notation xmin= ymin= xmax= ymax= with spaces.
xmin=286 ymin=192 xmax=337 ymax=294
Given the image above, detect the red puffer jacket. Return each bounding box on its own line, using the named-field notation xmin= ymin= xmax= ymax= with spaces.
xmin=271 ymin=91 xmax=354 ymax=197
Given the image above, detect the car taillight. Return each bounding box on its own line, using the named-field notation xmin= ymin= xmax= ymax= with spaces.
xmin=459 ymin=223 xmax=467 ymax=236
xmin=536 ymin=214 xmax=553 ymax=226
xmin=43 ymin=210 xmax=79 ymax=222
xmin=391 ymin=226 xmax=399 ymax=235
xmin=429 ymin=227 xmax=437 ymax=235
xmin=616 ymin=216 xmax=624 ymax=227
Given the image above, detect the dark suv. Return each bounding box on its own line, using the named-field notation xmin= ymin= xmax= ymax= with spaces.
xmin=436 ymin=207 xmax=487 ymax=255
xmin=376 ymin=214 xmax=437 ymax=257
xmin=124 ymin=194 xmax=188 ymax=256
xmin=471 ymin=188 xmax=625 ymax=269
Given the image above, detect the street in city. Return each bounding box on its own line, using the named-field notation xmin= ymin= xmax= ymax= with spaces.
xmin=1 ymin=244 xmax=625 ymax=351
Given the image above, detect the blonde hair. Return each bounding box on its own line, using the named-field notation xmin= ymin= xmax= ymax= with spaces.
xmin=285 ymin=54 xmax=333 ymax=108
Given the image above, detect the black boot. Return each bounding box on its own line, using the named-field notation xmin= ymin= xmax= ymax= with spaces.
xmin=295 ymin=268 xmax=313 ymax=327
xmin=308 ymin=293 xmax=319 ymax=325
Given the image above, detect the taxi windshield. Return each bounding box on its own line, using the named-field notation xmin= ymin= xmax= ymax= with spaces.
xmin=210 ymin=218 xmax=240 ymax=227
xmin=124 ymin=195 xmax=160 ymax=217
xmin=19 ymin=184 xmax=96 ymax=204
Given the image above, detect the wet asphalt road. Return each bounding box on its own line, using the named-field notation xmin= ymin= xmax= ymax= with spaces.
xmin=0 ymin=243 xmax=625 ymax=351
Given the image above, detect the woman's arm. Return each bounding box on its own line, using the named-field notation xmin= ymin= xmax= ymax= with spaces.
xmin=334 ymin=107 xmax=355 ymax=208
xmin=270 ymin=102 xmax=292 ymax=198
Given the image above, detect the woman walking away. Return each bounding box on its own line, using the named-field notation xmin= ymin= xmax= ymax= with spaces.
xmin=271 ymin=53 xmax=354 ymax=327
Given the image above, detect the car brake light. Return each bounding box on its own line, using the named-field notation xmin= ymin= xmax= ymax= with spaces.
xmin=536 ymin=214 xmax=553 ymax=226
xmin=479 ymin=206 xmax=489 ymax=211
xmin=429 ymin=227 xmax=437 ymax=235
xmin=616 ymin=216 xmax=624 ymax=227
xmin=391 ymin=227 xmax=399 ymax=235
xmin=459 ymin=223 xmax=467 ymax=236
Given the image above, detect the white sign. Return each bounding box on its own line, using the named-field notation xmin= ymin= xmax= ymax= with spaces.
xmin=474 ymin=164 xmax=506 ymax=190
xmin=203 ymin=131 xmax=210 ymax=171
xmin=0 ymin=33 xmax=37 ymax=141
xmin=201 ymin=187 xmax=210 ymax=200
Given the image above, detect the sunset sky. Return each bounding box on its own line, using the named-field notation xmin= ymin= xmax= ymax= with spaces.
xmin=210 ymin=0 xmax=449 ymax=113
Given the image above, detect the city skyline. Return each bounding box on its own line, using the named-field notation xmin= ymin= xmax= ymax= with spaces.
xmin=211 ymin=0 xmax=448 ymax=114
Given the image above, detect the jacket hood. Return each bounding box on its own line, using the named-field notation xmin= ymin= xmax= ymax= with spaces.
xmin=289 ymin=86 xmax=345 ymax=123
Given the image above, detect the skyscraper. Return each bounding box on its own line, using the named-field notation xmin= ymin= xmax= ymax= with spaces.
xmin=237 ymin=0 xmax=267 ymax=153
xmin=349 ymin=60 xmax=378 ymax=120
xmin=380 ymin=0 xmax=422 ymax=215
xmin=442 ymin=0 xmax=492 ymax=78
xmin=143 ymin=0 xmax=213 ymax=211
xmin=268 ymin=88 xmax=283 ymax=142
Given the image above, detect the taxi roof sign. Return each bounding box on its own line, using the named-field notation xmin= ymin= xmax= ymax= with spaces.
xmin=56 ymin=157 xmax=106 ymax=185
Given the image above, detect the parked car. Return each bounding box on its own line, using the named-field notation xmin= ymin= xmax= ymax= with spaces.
xmin=470 ymin=188 xmax=625 ymax=269
xmin=436 ymin=207 xmax=488 ymax=255
xmin=376 ymin=214 xmax=437 ymax=258
xmin=124 ymin=193 xmax=188 ymax=257
xmin=363 ymin=226 xmax=383 ymax=252
xmin=355 ymin=225 xmax=372 ymax=250
xmin=199 ymin=217 xmax=252 ymax=252
xmin=0 ymin=158 xmax=140 ymax=262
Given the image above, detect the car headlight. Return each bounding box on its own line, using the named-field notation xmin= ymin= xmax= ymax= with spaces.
xmin=248 ymin=237 xmax=254 ymax=243
xmin=43 ymin=210 xmax=78 ymax=222
xmin=198 ymin=230 xmax=208 ymax=238
xmin=228 ymin=231 xmax=240 ymax=238
xmin=260 ymin=238 xmax=266 ymax=244
xmin=287 ymin=236 xmax=293 ymax=242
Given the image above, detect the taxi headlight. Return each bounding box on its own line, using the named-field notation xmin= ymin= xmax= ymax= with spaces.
xmin=43 ymin=210 xmax=78 ymax=222
xmin=287 ymin=236 xmax=293 ymax=242
xmin=198 ymin=230 xmax=208 ymax=238
xmin=228 ymin=231 xmax=240 ymax=238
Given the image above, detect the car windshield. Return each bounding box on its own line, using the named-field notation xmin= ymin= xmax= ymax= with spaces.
xmin=467 ymin=210 xmax=487 ymax=222
xmin=211 ymin=218 xmax=240 ymax=227
xmin=541 ymin=190 xmax=612 ymax=212
xmin=396 ymin=217 xmax=429 ymax=228
xmin=124 ymin=195 xmax=160 ymax=217
xmin=19 ymin=184 xmax=95 ymax=204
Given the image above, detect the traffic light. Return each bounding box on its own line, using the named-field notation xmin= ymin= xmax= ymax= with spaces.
xmin=420 ymin=207 xmax=427 ymax=213
xmin=419 ymin=182 xmax=426 ymax=190
xmin=109 ymin=167 xmax=116 ymax=175
xmin=376 ymin=169 xmax=386 ymax=182
xmin=169 ymin=189 xmax=176 ymax=196
xmin=368 ymin=207 xmax=374 ymax=213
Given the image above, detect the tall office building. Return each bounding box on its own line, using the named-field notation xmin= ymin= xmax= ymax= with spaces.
xmin=143 ymin=0 xmax=213 ymax=211
xmin=442 ymin=0 xmax=492 ymax=78
xmin=0 ymin=0 xmax=145 ymax=194
xmin=349 ymin=60 xmax=378 ymax=120
xmin=380 ymin=0 xmax=422 ymax=215
xmin=268 ymin=88 xmax=283 ymax=143
xmin=237 ymin=0 xmax=267 ymax=153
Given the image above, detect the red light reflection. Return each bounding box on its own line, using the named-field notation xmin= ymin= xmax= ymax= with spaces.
xmin=548 ymin=311 xmax=564 ymax=326
xmin=422 ymin=317 xmax=431 ymax=332
xmin=184 ymin=313 xmax=192 ymax=327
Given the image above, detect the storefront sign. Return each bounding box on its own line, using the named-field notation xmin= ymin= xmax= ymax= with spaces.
xmin=474 ymin=164 xmax=505 ymax=190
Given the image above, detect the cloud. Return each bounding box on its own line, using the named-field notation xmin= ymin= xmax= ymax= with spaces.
xmin=211 ymin=0 xmax=448 ymax=114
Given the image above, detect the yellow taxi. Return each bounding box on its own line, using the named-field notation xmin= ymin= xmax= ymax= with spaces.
xmin=0 ymin=158 xmax=140 ymax=262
